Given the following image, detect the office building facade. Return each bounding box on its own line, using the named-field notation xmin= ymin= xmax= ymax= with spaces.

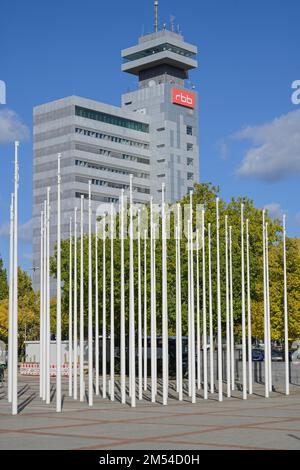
xmin=32 ymin=17 xmax=199 ymax=289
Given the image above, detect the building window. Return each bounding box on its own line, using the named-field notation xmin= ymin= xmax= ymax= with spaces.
xmin=157 ymin=127 xmax=165 ymax=132
xmin=75 ymin=126 xmax=149 ymax=149
xmin=187 ymin=126 xmax=193 ymax=136
xmin=157 ymin=159 xmax=165 ymax=163
xmin=75 ymin=106 xmax=149 ymax=133
xmin=187 ymin=143 xmax=193 ymax=152
xmin=157 ymin=144 xmax=165 ymax=148
xmin=157 ymin=174 xmax=165 ymax=178
xmin=123 ymin=43 xmax=197 ymax=63
xmin=76 ymin=159 xmax=149 ymax=179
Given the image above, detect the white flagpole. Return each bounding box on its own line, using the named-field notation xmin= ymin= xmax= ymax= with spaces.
xmin=265 ymin=222 xmax=272 ymax=392
xmin=102 ymin=215 xmax=107 ymax=399
xmin=202 ymin=209 xmax=208 ymax=399
xmin=225 ymin=215 xmax=231 ymax=398
xmin=283 ymin=214 xmax=289 ymax=395
xmin=56 ymin=154 xmax=62 ymax=412
xmin=95 ymin=221 xmax=99 ymax=395
xmin=262 ymin=210 xmax=269 ymax=398
xmin=129 ymin=175 xmax=136 ymax=407
xmin=46 ymin=187 xmax=51 ymax=405
xmin=88 ymin=181 xmax=93 ymax=406
xmin=68 ymin=217 xmax=73 ymax=397
xmin=162 ymin=184 xmax=168 ymax=405
xmin=120 ymin=190 xmax=126 ymax=403
xmin=176 ymin=204 xmax=183 ymax=401
xmin=153 ymin=225 xmax=157 ymax=398
xmin=190 ymin=221 xmax=196 ymax=403
xmin=216 ymin=197 xmax=223 ymax=402
xmin=246 ymin=219 xmax=252 ymax=394
xmin=241 ymin=204 xmax=247 ymax=400
xmin=8 ymin=194 xmax=14 ymax=403
xmin=43 ymin=202 xmax=47 ymax=401
xmin=229 ymin=226 xmax=235 ymax=391
xmin=12 ymin=141 xmax=19 ymax=415
xmin=143 ymin=229 xmax=148 ymax=391
xmin=79 ymin=195 xmax=84 ymax=401
xmin=196 ymin=228 xmax=201 ymax=390
xmin=208 ymin=223 xmax=214 ymax=394
xmin=150 ymin=198 xmax=156 ymax=403
xmin=175 ymin=221 xmax=179 ymax=395
xmin=138 ymin=210 xmax=143 ymax=400
xmin=110 ymin=202 xmax=115 ymax=401
xmin=39 ymin=208 xmax=43 ymax=399
xmin=189 ymin=192 xmax=196 ymax=404
xmin=188 ymin=216 xmax=191 ymax=397
xmin=175 ymin=221 xmax=179 ymax=394
xmin=190 ymin=192 xmax=196 ymax=403
xmin=73 ymin=207 xmax=78 ymax=400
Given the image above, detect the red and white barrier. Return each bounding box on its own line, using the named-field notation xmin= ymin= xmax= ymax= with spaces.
xmin=20 ymin=362 xmax=77 ymax=377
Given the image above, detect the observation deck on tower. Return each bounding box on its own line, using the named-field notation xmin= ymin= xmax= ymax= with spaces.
xmin=121 ymin=29 xmax=198 ymax=81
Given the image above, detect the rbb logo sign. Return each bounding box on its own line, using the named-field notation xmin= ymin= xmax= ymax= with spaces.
xmin=172 ymin=88 xmax=195 ymax=109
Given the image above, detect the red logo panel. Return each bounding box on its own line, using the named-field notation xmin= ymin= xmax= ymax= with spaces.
xmin=172 ymin=88 xmax=196 ymax=109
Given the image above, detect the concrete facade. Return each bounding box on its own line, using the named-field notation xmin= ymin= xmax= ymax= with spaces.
xmin=32 ymin=27 xmax=199 ymax=290
xmin=32 ymin=96 xmax=151 ymax=288
xmin=121 ymin=29 xmax=199 ymax=203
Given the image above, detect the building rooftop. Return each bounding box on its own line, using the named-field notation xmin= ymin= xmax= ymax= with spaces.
xmin=122 ymin=28 xmax=197 ymax=76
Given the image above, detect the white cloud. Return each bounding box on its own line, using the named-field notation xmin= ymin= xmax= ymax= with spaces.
xmin=0 ymin=218 xmax=32 ymax=243
xmin=216 ymin=139 xmax=228 ymax=160
xmin=233 ymin=109 xmax=300 ymax=181
xmin=0 ymin=108 xmax=29 ymax=144
xmin=264 ymin=203 xmax=284 ymax=220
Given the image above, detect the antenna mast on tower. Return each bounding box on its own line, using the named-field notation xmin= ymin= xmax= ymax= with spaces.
xmin=154 ymin=1 xmax=159 ymax=32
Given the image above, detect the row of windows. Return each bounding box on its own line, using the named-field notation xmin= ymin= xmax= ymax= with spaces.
xmin=123 ymin=43 xmax=196 ymax=63
xmin=156 ymin=172 xmax=194 ymax=181
xmin=75 ymin=142 xmax=150 ymax=165
xmin=75 ymin=127 xmax=149 ymax=150
xmin=75 ymin=192 xmax=118 ymax=203
xmin=78 ymin=177 xmax=150 ymax=195
xmin=75 ymin=106 xmax=149 ymax=133
xmin=75 ymin=159 xmax=149 ymax=180
xmin=156 ymin=126 xmax=193 ymax=136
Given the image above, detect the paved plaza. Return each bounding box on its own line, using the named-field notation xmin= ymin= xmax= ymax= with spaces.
xmin=0 ymin=375 xmax=300 ymax=450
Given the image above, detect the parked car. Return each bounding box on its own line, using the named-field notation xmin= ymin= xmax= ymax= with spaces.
xmin=271 ymin=350 xmax=283 ymax=362
xmin=252 ymin=349 xmax=264 ymax=361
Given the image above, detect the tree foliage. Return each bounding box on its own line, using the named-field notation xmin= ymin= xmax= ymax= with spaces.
xmin=0 ymin=256 xmax=8 ymax=300
xmin=49 ymin=183 xmax=300 ymax=342
xmin=0 ymin=267 xmax=39 ymax=353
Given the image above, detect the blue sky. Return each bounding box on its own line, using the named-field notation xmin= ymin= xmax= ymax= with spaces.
xmin=0 ymin=0 xmax=300 ymax=272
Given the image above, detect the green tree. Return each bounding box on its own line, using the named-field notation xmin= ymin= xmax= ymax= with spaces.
xmin=0 ymin=268 xmax=39 ymax=353
xmin=50 ymin=183 xmax=296 ymax=342
xmin=0 ymin=256 xmax=8 ymax=300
